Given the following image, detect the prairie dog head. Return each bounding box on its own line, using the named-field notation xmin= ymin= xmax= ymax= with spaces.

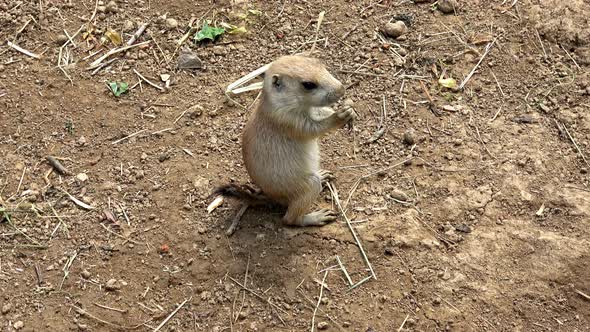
xmin=263 ymin=55 xmax=345 ymax=111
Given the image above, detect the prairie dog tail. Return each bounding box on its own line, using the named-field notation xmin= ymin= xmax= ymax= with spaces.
xmin=209 ymin=184 xmax=271 ymax=205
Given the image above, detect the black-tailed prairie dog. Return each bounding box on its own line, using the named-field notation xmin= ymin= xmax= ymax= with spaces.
xmin=212 ymin=55 xmax=354 ymax=231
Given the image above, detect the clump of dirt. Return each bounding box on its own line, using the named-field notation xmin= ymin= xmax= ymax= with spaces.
xmin=526 ymin=0 xmax=590 ymax=46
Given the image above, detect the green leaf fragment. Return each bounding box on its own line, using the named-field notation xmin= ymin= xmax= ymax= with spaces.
xmin=108 ymin=81 xmax=129 ymax=97
xmin=195 ymin=22 xmax=226 ymax=41
xmin=247 ymin=9 xmax=262 ymax=16
xmin=438 ymin=77 xmax=457 ymax=89
xmin=219 ymin=22 xmax=247 ymax=34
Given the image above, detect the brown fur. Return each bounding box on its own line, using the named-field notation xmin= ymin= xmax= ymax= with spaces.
xmin=217 ymin=55 xmax=353 ymax=226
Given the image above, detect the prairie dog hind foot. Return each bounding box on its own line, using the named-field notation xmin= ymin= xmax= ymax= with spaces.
xmin=291 ymin=208 xmax=338 ymax=227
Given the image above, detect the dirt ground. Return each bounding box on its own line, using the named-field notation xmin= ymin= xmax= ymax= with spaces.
xmin=1 ymin=0 xmax=589 ymax=331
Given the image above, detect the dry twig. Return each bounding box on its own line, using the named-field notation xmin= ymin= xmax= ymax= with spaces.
xmin=7 ymin=40 xmax=40 ymax=59
xmin=310 ymin=270 xmax=329 ymax=332
xmin=153 ymin=298 xmax=191 ymax=332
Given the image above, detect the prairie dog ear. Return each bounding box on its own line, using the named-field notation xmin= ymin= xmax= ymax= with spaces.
xmin=271 ymin=74 xmax=282 ymax=91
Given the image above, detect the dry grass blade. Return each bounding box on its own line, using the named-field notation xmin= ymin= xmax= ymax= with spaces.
xmin=88 ymin=41 xmax=151 ymax=69
xmin=575 ymin=289 xmax=590 ymax=301
xmin=133 ymin=69 xmax=164 ymax=91
xmin=226 ymin=63 xmax=270 ymax=95
xmin=459 ymin=38 xmax=497 ymax=90
xmin=562 ymin=123 xmax=590 ymax=168
xmin=7 ymin=40 xmax=41 ymax=59
xmin=327 ymin=183 xmax=376 ymax=281
xmin=310 ymin=270 xmax=328 ymax=332
xmin=153 ymin=298 xmax=191 ymax=332
xmin=61 ymin=188 xmax=95 ymax=210
xmin=309 ymin=11 xmax=326 ymax=55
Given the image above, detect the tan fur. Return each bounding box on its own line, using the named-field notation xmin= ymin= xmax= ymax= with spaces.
xmin=239 ymin=55 xmax=353 ymax=227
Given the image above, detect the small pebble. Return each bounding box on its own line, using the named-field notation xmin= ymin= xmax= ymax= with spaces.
xmin=158 ymin=153 xmax=170 ymax=162
xmin=165 ymin=18 xmax=178 ymax=30
xmin=123 ymin=20 xmax=135 ymax=32
xmin=14 ymin=321 xmax=24 ymax=330
xmin=177 ymin=51 xmax=203 ymax=70
xmin=454 ymin=223 xmax=472 ymax=233
xmin=81 ymin=270 xmax=91 ymax=279
xmin=55 ymin=34 xmax=69 ymax=45
xmin=438 ymin=0 xmax=458 ymax=14
xmin=212 ymin=45 xmax=227 ymax=56
xmin=391 ymin=190 xmax=409 ymax=202
xmin=402 ymin=128 xmax=416 ymax=145
xmin=76 ymin=173 xmax=89 ymax=182
xmin=383 ymin=21 xmax=407 ymax=38
xmin=105 ymin=278 xmax=119 ymax=291
xmin=1 ymin=303 xmax=11 ymax=315
xmin=105 ymin=0 xmax=118 ymax=13
xmin=317 ymin=321 xmax=329 ymax=330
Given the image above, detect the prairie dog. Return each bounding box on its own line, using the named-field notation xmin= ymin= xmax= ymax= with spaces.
xmin=214 ymin=55 xmax=353 ymax=227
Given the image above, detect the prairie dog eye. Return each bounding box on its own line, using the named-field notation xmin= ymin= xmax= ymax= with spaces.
xmin=301 ymin=81 xmax=318 ymax=91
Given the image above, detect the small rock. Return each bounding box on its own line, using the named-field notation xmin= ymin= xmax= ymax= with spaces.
xmin=55 ymin=34 xmax=69 ymax=45
xmin=384 ymin=246 xmax=395 ymax=256
xmin=317 ymin=321 xmax=329 ymax=330
xmin=383 ymin=21 xmax=407 ymax=38
xmin=158 ymin=153 xmax=170 ymax=162
xmin=402 ymin=128 xmax=416 ymax=145
xmin=454 ymin=223 xmax=471 ymax=233
xmin=137 ymin=51 xmax=148 ymax=60
xmin=105 ymin=278 xmax=119 ymax=291
xmin=14 ymin=321 xmax=24 ymax=330
xmin=105 ymin=0 xmax=118 ymax=13
xmin=441 ymin=270 xmax=452 ymax=280
xmin=177 ymin=50 xmax=203 ymax=70
xmin=200 ymin=291 xmax=212 ymax=301
xmin=81 ymin=270 xmax=91 ymax=279
xmin=122 ymin=20 xmax=135 ymax=32
xmin=97 ymin=5 xmax=106 ymax=12
xmin=78 ymin=136 xmax=87 ymax=145
xmin=438 ymin=0 xmax=458 ymax=14
xmin=512 ymin=114 xmax=536 ymax=124
xmin=140 ymin=152 xmax=148 ymax=161
xmin=212 ymin=45 xmax=227 ymax=56
xmin=76 ymin=173 xmax=89 ymax=182
xmin=1 ymin=303 xmax=12 ymax=315
xmin=188 ymin=104 xmax=204 ymax=118
xmin=165 ymin=18 xmax=178 ymax=30
xmin=391 ymin=190 xmax=409 ymax=202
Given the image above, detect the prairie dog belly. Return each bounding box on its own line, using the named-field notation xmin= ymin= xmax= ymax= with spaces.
xmin=243 ymin=122 xmax=319 ymax=203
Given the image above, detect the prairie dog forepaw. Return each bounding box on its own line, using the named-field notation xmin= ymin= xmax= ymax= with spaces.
xmin=317 ymin=169 xmax=334 ymax=183
xmin=333 ymin=107 xmax=355 ymax=126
